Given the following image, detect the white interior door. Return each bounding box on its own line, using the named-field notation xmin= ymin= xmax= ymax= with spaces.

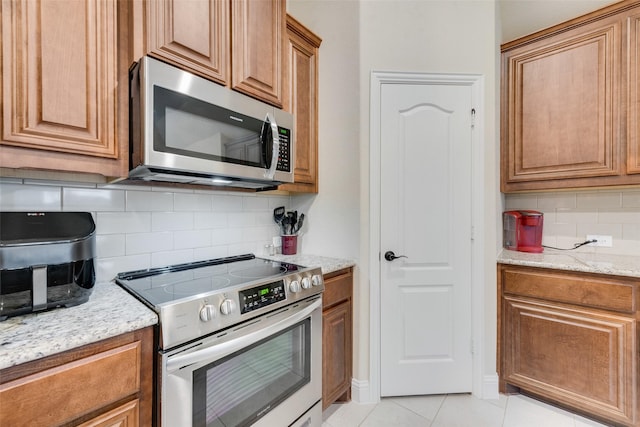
xmin=379 ymin=79 xmax=474 ymax=396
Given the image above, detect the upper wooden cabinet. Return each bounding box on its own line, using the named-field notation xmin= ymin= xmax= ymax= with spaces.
xmin=231 ymin=0 xmax=285 ymax=107
xmin=279 ymin=15 xmax=322 ymax=193
xmin=137 ymin=0 xmax=285 ymax=108
xmin=501 ymin=0 xmax=640 ymax=192
xmin=0 ymin=0 xmax=129 ymax=179
xmin=144 ymin=0 xmax=230 ymax=86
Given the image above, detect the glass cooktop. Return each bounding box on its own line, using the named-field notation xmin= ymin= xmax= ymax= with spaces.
xmin=115 ymin=254 xmax=299 ymax=306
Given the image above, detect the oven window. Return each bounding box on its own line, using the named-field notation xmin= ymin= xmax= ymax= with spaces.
xmin=153 ymin=86 xmax=266 ymax=168
xmin=192 ymin=318 xmax=311 ymax=427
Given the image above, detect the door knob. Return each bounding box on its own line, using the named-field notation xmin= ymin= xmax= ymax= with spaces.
xmin=384 ymin=251 xmax=407 ymax=261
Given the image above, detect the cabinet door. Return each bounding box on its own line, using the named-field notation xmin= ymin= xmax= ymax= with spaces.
xmin=628 ymin=9 xmax=640 ymax=174
xmin=0 ymin=0 xmax=128 ymax=178
xmin=279 ymin=15 xmax=321 ymax=193
xmin=231 ymin=0 xmax=284 ymax=107
xmin=145 ymin=0 xmax=229 ymax=85
xmin=323 ymin=301 xmax=352 ymax=410
xmin=501 ymin=15 xmax=622 ymax=191
xmin=503 ymin=296 xmax=636 ymax=426
xmin=78 ymin=399 xmax=139 ymax=427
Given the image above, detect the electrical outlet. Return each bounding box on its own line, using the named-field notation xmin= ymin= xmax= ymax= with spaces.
xmin=586 ymin=234 xmax=613 ymax=247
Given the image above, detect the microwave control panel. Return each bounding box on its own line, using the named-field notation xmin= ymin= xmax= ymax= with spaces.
xmin=276 ymin=127 xmax=291 ymax=172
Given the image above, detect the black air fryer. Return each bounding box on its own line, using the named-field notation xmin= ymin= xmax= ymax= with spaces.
xmin=0 ymin=212 xmax=96 ymax=320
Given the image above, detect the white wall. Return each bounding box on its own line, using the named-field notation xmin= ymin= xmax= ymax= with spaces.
xmin=290 ymin=0 xmax=501 ymax=399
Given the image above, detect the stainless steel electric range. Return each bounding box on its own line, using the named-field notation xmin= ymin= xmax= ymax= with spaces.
xmin=116 ymin=253 xmax=324 ymax=427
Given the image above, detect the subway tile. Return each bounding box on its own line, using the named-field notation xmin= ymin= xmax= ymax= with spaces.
xmin=576 ymin=191 xmax=622 ymax=209
xmin=126 ymin=232 xmax=173 ymax=255
xmin=623 ymin=223 xmax=640 ymax=241
xmin=151 ymin=249 xmax=194 ymax=268
xmin=242 ymin=226 xmax=273 ymax=243
xmin=622 ymin=191 xmax=640 ymax=208
xmin=0 ymin=177 xmax=23 ymax=184
xmin=96 ymin=212 xmax=152 ymax=234
xmin=194 ymin=212 xmax=227 ymax=229
xmin=152 ymin=212 xmax=194 ymax=231
xmin=543 ymin=222 xmax=577 ymax=237
xmin=174 ymin=193 xmax=213 ymax=211
xmin=576 ymin=223 xmax=623 ymax=239
xmin=0 ymin=183 xmax=61 ymax=211
xmin=174 ymin=229 xmax=212 ymax=249
xmin=211 ymin=228 xmax=243 ymax=245
xmin=556 ymin=209 xmax=598 ymax=224
xmin=212 ymin=194 xmax=243 ymax=211
xmin=63 ymin=187 xmax=125 ymax=212
xmin=228 ymin=212 xmax=255 ymax=227
xmin=597 ymin=208 xmax=640 ymax=224
xmin=504 ymin=194 xmax=538 ymax=210
xmin=243 ymin=195 xmax=270 ymax=211
xmin=536 ymin=193 xmax=576 ymax=210
xmin=96 ymin=254 xmax=150 ymax=283
xmin=23 ymin=178 xmax=95 ymax=188
xmin=126 ymin=190 xmax=173 ymax=212
xmin=96 ymin=234 xmax=126 ymax=258
xmin=194 ymin=246 xmax=229 ymax=261
xmin=268 ymin=196 xmax=290 ymax=209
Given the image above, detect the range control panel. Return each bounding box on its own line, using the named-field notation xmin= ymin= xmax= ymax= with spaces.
xmin=240 ymin=281 xmax=286 ymax=314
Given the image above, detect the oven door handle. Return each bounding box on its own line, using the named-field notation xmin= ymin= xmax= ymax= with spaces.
xmin=166 ymin=297 xmax=321 ymax=373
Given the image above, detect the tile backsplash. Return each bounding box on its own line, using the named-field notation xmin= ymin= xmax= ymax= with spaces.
xmin=0 ymin=178 xmax=291 ymax=282
xmin=505 ymin=189 xmax=640 ymax=256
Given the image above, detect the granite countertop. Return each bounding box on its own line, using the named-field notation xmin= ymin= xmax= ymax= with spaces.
xmin=498 ymin=249 xmax=640 ymax=278
xmin=0 ymin=282 xmax=158 ymax=370
xmin=264 ymin=254 xmax=356 ymax=274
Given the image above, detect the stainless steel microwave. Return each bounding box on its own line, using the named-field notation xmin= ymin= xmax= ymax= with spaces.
xmin=129 ymin=56 xmax=294 ymax=190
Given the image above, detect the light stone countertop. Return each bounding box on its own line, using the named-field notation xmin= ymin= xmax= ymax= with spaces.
xmin=498 ymin=249 xmax=640 ymax=278
xmin=0 ymin=282 xmax=158 ymax=370
xmin=263 ymin=254 xmax=356 ymax=274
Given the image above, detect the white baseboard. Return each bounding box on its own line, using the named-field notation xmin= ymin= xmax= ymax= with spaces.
xmin=351 ymin=378 xmax=378 ymax=404
xmin=482 ymin=374 xmax=500 ymax=399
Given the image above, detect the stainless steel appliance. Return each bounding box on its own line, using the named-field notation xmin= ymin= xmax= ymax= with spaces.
xmin=116 ymin=254 xmax=324 ymax=427
xmin=129 ymin=56 xmax=294 ymax=190
xmin=0 ymin=212 xmax=96 ymax=320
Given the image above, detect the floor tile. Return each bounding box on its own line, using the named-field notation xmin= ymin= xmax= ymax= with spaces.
xmin=431 ymin=393 xmax=505 ymax=427
xmin=503 ymin=394 xmax=574 ymax=427
xmin=360 ymin=400 xmax=431 ymax=427
xmin=574 ymin=413 xmax=614 ymax=427
xmin=322 ymin=401 xmax=376 ymax=427
xmin=389 ymin=394 xmax=446 ymax=421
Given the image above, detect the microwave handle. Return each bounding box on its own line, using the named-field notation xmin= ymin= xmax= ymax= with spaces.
xmin=165 ymin=297 xmax=321 ymax=374
xmin=263 ymin=112 xmax=280 ymax=179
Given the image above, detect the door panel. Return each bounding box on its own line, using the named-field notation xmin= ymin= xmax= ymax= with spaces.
xmin=380 ymin=82 xmax=473 ymax=396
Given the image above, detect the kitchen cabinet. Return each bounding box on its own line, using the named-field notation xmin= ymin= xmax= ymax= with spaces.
xmin=0 ymin=0 xmax=129 ymax=180
xmin=279 ymin=14 xmax=322 ymax=193
xmin=136 ymin=0 xmax=285 ymax=108
xmin=498 ymin=264 xmax=639 ymax=426
xmin=501 ymin=0 xmax=640 ymax=192
xmin=0 ymin=327 xmax=154 ymax=427
xmin=322 ymin=267 xmax=353 ymax=410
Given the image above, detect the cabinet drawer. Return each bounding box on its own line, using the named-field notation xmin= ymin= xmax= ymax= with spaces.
xmin=0 ymin=341 xmax=142 ymax=427
xmin=502 ymin=267 xmax=637 ymax=313
xmin=323 ymin=269 xmax=353 ymax=309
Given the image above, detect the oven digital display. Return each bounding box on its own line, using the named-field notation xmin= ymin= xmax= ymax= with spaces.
xmin=240 ymin=281 xmax=286 ymax=314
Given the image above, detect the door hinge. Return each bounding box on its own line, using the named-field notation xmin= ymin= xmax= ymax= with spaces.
xmin=470 ymin=338 xmax=475 ymax=355
xmin=470 ymin=225 xmax=475 ymax=241
xmin=471 ymin=108 xmax=476 ymax=129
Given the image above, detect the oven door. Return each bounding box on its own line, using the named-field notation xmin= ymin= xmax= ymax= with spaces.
xmin=161 ymin=296 xmax=322 ymax=427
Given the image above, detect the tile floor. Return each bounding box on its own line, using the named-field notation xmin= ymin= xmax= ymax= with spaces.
xmin=322 ymin=394 xmax=612 ymax=427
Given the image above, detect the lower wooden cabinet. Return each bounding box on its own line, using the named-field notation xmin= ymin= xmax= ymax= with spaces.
xmin=322 ymin=267 xmax=353 ymax=410
xmin=498 ymin=264 xmax=639 ymax=426
xmin=0 ymin=327 xmax=153 ymax=427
